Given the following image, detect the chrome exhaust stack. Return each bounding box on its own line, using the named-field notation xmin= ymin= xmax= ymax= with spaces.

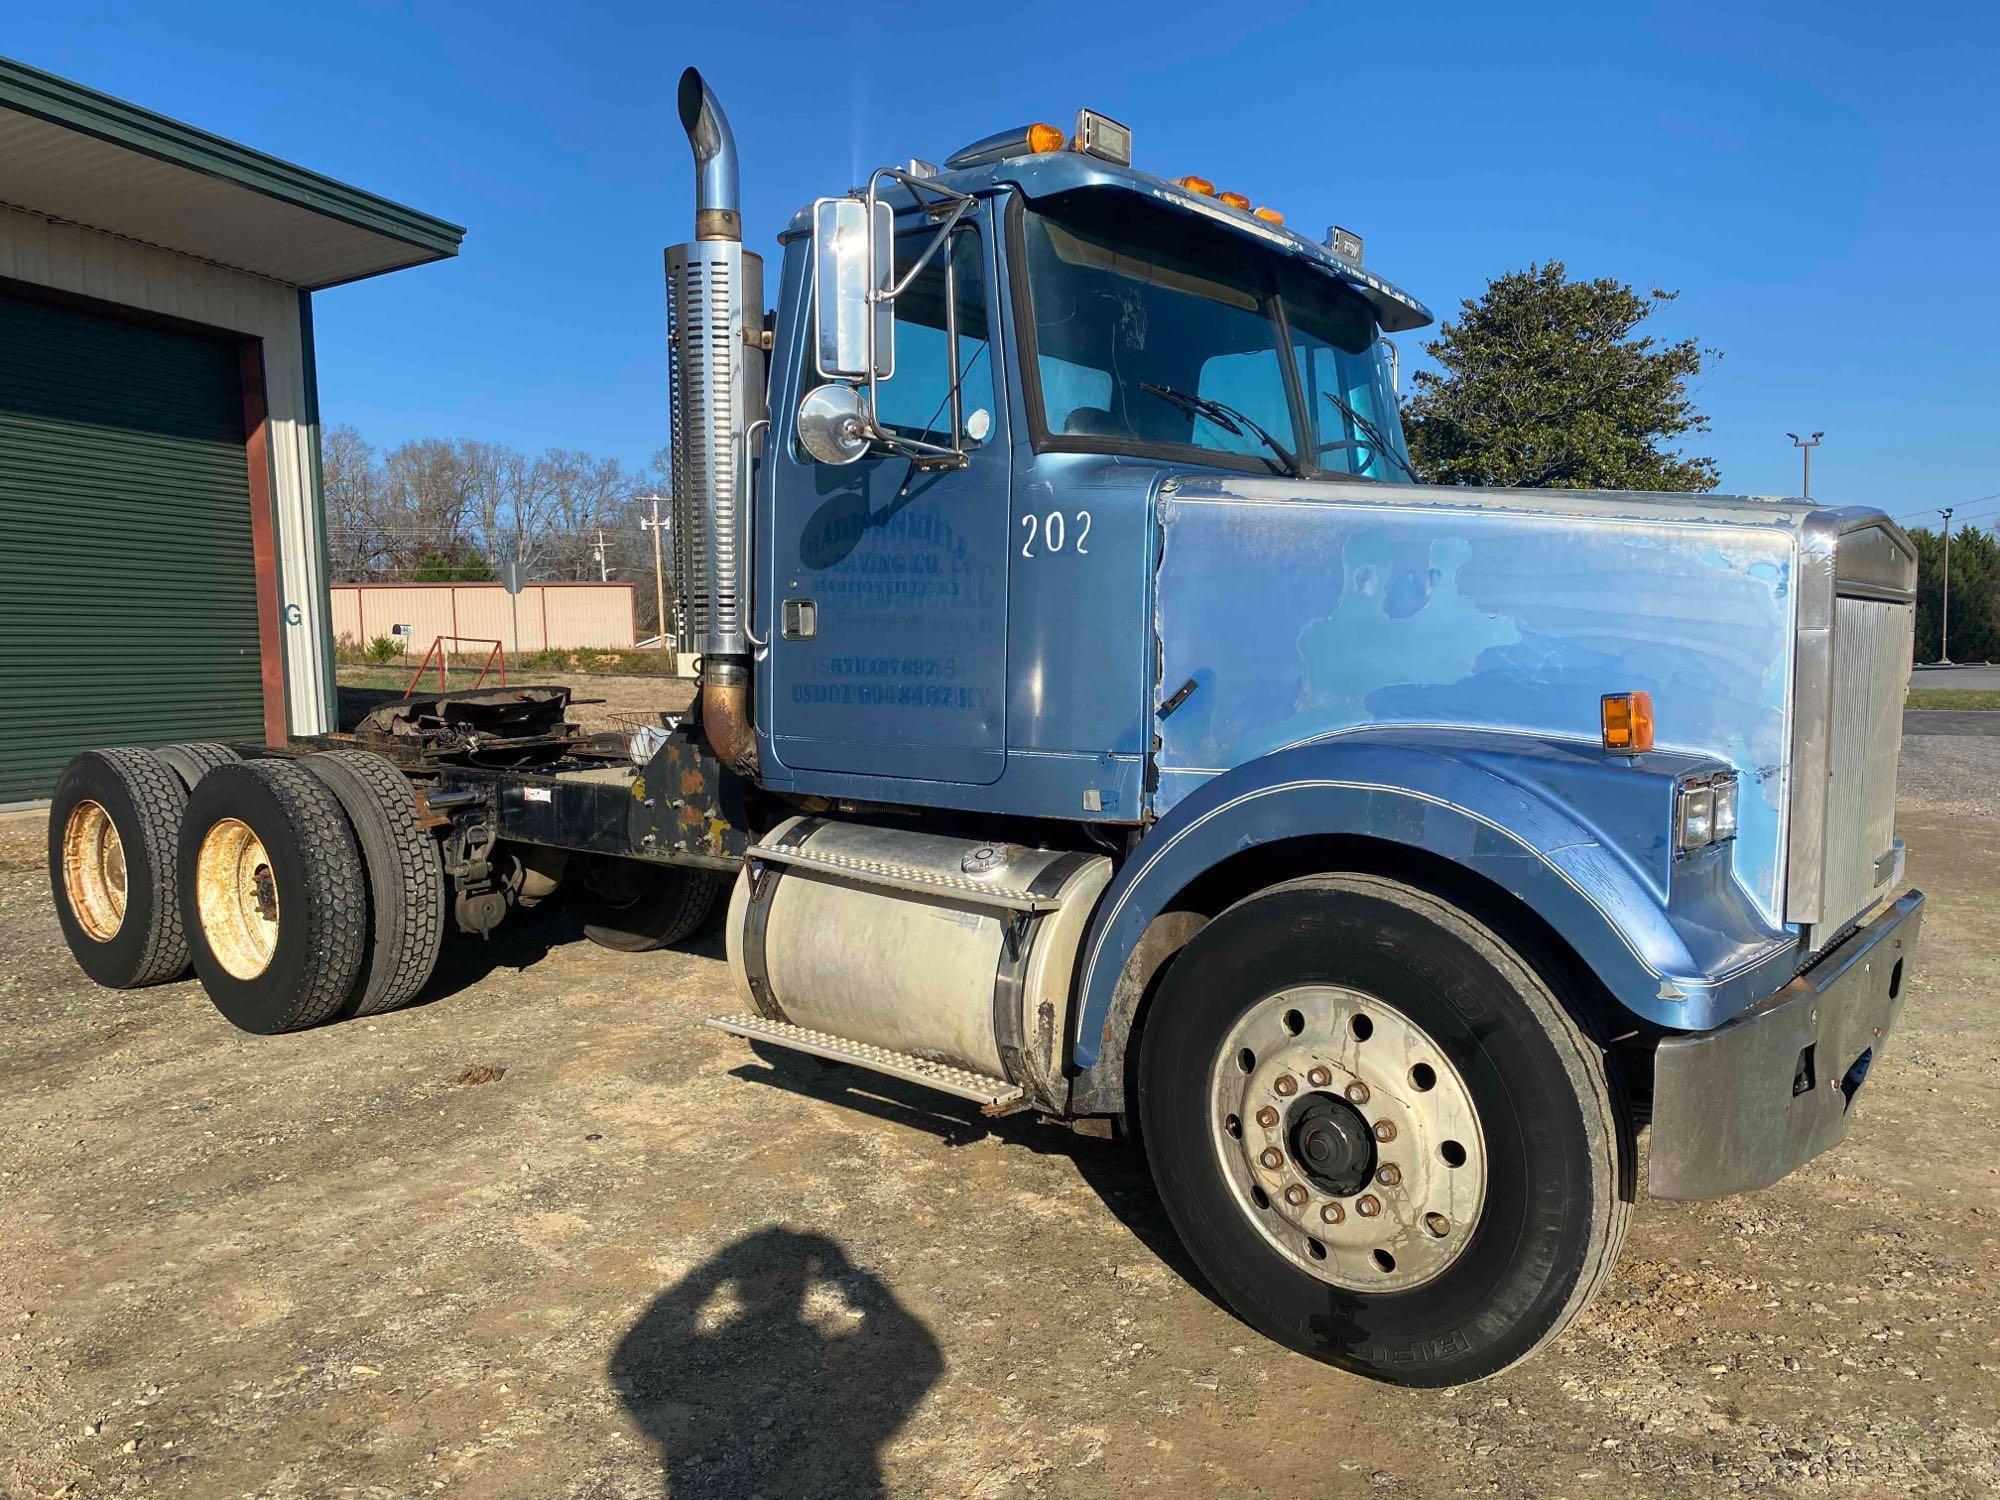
xmin=667 ymin=66 xmax=765 ymax=772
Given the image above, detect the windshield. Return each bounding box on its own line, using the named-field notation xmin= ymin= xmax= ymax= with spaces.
xmin=1018 ymin=195 xmax=1413 ymax=482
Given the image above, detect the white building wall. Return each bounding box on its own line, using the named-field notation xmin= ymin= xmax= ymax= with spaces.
xmin=0 ymin=203 xmax=334 ymax=734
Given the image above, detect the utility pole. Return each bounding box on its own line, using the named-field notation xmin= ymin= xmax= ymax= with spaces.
xmin=593 ymin=528 xmax=610 ymax=583
xmin=1786 ymin=431 xmax=1824 ymax=501
xmin=639 ymin=494 xmax=677 ymax=673
xmin=1938 ymin=507 xmax=1954 ymax=665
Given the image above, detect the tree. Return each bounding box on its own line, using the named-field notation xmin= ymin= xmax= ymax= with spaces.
xmin=411 ymin=548 xmax=495 ymax=583
xmin=322 ymin=425 xmax=388 ymax=580
xmin=1909 ymin=524 xmax=2000 ymax=664
xmin=1403 ymin=262 xmax=1719 ymax=492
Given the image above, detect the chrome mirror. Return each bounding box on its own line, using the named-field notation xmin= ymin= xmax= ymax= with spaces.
xmin=797 ymin=383 xmax=872 ymax=465
xmin=812 ymin=197 xmax=893 ymax=381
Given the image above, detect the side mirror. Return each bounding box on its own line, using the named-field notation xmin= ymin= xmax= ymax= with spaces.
xmin=797 ymin=383 xmax=871 ymax=465
xmin=811 ymin=197 xmax=893 ymax=381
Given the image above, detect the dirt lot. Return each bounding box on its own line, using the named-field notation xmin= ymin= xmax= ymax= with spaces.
xmin=3 ymin=745 xmax=1997 ymax=1500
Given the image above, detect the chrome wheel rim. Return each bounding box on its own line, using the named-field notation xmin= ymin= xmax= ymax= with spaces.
xmin=62 ymin=800 xmax=127 ymax=942
xmin=1209 ymin=984 xmax=1487 ymax=1292
xmin=195 ymin=817 xmax=280 ymax=980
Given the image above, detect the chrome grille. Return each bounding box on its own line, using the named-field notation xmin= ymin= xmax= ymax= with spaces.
xmin=1786 ymin=517 xmax=1917 ymax=935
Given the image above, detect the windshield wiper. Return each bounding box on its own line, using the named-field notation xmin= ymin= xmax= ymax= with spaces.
xmin=1140 ymin=382 xmax=1301 ymax=477
xmin=1320 ymin=389 xmax=1421 ymax=482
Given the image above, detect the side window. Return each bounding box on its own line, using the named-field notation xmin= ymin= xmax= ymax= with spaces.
xmin=872 ymin=228 xmax=994 ymax=445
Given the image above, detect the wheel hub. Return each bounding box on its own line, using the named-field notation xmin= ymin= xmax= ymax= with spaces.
xmin=195 ymin=817 xmax=280 ymax=981
xmin=61 ymin=799 xmax=127 ymax=943
xmin=1209 ymin=984 xmax=1488 ymax=1293
xmin=1288 ymin=1094 xmax=1376 ymax=1196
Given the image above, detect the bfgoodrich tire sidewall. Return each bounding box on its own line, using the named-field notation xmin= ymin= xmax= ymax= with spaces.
xmin=1140 ymin=879 xmax=1605 ymax=1386
xmin=180 ymin=770 xmax=336 ymax=1034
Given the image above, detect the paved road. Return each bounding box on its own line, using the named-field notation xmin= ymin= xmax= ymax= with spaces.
xmin=1910 ymin=662 xmax=2000 ymax=690
xmin=1905 ymin=709 xmax=2000 ymax=736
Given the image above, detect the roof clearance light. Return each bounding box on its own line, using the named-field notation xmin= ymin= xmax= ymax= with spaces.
xmin=1326 ymin=225 xmax=1365 ymax=264
xmin=1601 ymin=691 xmax=1655 ymax=755
xmin=1217 ymin=190 xmax=1252 ymax=211
xmin=1074 ymin=108 xmax=1132 ymax=166
xmin=1026 ymin=122 xmax=1067 ymax=154
xmin=1176 ymin=175 xmax=1217 ymax=196
xmin=1253 ymin=206 xmax=1285 ymax=225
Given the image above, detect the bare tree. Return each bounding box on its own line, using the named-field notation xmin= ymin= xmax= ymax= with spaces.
xmin=379 ymin=439 xmax=480 ymax=576
xmin=322 ymin=425 xmax=387 ymax=581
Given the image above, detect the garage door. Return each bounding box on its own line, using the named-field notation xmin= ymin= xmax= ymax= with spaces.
xmin=0 ymin=290 xmax=266 ymax=804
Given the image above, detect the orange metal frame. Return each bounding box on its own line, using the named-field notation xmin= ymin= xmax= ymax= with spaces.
xmin=403 ymin=635 xmax=507 ymax=696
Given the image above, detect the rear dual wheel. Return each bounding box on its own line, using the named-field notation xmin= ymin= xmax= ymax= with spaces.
xmin=575 ymin=857 xmax=725 ymax=951
xmin=180 ymin=760 xmax=368 ymax=1034
xmin=1140 ymin=874 xmax=1630 ymax=1387
xmin=48 ymin=748 xmax=191 ymax=989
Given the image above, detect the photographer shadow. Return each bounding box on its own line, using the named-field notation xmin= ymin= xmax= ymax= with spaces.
xmin=610 ymin=1226 xmax=943 ymax=1499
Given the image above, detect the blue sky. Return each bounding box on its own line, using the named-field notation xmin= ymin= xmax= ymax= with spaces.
xmin=12 ymin=1 xmax=1997 ymax=530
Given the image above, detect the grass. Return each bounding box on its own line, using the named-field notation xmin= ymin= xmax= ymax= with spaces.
xmin=1906 ymin=689 xmax=2000 ymax=711
xmin=334 ymin=643 xmax=682 ymax=678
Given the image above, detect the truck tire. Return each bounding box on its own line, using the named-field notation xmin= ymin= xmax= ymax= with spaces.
xmin=155 ymin=741 xmax=240 ymax=791
xmin=1138 ymin=873 xmax=1630 ymax=1388
xmin=48 ymin=748 xmax=191 ymax=988
xmin=301 ymin=751 xmax=445 ymax=1017
xmin=178 ymin=759 xmax=367 ymax=1034
xmin=574 ymin=859 xmax=724 ymax=952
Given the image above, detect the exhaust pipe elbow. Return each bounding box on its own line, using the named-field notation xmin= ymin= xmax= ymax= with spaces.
xmin=677 ymin=67 xmax=741 ymax=242
xmin=700 ymin=660 xmax=758 ymax=775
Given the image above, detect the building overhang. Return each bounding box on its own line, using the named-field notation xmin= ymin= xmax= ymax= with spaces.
xmin=0 ymin=55 xmax=464 ymax=290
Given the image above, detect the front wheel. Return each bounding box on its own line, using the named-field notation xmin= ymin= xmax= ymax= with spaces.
xmin=573 ymin=858 xmax=725 ymax=952
xmin=1139 ymin=874 xmax=1630 ymax=1387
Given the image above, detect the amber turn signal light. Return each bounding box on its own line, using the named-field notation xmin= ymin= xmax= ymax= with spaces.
xmin=1601 ymin=691 xmax=1655 ymax=754
xmin=1026 ymin=122 xmax=1067 ymax=154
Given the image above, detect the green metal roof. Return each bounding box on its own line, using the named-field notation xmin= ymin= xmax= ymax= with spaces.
xmin=0 ymin=55 xmax=464 ymax=288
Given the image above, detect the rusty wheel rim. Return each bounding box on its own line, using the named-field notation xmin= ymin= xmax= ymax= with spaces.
xmin=62 ymin=800 xmax=127 ymax=942
xmin=195 ymin=817 xmax=280 ymax=980
xmin=1210 ymin=984 xmax=1487 ymax=1293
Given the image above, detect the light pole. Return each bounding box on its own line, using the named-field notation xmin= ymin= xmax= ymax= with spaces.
xmin=1786 ymin=431 xmax=1824 ymax=500
xmin=1938 ymin=507 xmax=1954 ymax=666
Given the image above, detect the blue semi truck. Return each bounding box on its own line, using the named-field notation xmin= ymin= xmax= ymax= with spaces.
xmin=50 ymin=69 xmax=1922 ymax=1385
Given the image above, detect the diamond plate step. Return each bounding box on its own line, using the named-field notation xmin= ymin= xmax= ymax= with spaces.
xmin=745 ymin=842 xmax=1060 ymax=912
xmin=707 ymin=1014 xmax=1026 ymax=1108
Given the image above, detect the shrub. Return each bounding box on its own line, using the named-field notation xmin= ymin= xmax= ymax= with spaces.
xmin=363 ymin=634 xmax=403 ymax=665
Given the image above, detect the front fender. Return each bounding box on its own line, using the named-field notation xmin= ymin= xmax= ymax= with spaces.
xmin=1071 ymin=731 xmax=1801 ymax=1084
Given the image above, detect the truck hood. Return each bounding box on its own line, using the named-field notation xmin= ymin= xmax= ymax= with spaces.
xmin=1150 ymin=472 xmax=1913 ymax=930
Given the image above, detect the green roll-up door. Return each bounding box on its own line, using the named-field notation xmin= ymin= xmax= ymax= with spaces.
xmin=0 ymin=290 xmax=266 ymax=804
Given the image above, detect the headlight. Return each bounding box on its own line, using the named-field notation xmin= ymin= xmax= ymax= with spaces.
xmin=1675 ymin=770 xmax=1738 ymax=855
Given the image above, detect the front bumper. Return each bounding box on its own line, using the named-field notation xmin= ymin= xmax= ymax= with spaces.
xmin=1648 ymin=889 xmax=1923 ymax=1200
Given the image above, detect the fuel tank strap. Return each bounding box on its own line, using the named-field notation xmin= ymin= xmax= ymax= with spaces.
xmin=744 ymin=840 xmax=1066 ymax=912
xmin=739 ymin=817 xmax=822 ymax=1019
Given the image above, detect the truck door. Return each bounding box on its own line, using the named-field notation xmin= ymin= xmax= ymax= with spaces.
xmin=766 ymin=211 xmax=1010 ymax=785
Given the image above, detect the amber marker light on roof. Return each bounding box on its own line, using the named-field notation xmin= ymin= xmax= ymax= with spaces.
xmin=1217 ymin=191 xmax=1252 ymax=210
xmin=1253 ymin=206 xmax=1285 ymax=224
xmin=1026 ymin=122 xmax=1067 ymax=154
xmin=1176 ymin=175 xmax=1217 ymax=196
xmin=1601 ymin=691 xmax=1655 ymax=754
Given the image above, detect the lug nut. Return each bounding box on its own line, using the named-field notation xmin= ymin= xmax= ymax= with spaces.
xmin=1344 ymin=1081 xmax=1371 ymax=1106
xmin=1284 ymin=1183 xmax=1310 ymax=1207
xmin=1255 ymin=1105 xmax=1280 ymax=1129
xmin=1372 ymin=1119 xmax=1397 ymax=1143
xmin=1424 ymin=1212 xmax=1451 ymax=1238
xmin=1319 ymin=1201 xmax=1346 ymax=1225
xmin=1259 ymin=1148 xmax=1284 ymax=1170
xmin=1273 ymin=1073 xmax=1298 ymax=1097
xmin=1376 ymin=1163 xmax=1402 ymax=1187
xmin=1355 ymin=1194 xmax=1382 ymax=1218
xmin=1307 ymin=1066 xmax=1331 ymax=1088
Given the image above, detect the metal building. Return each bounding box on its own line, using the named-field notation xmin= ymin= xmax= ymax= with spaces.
xmin=0 ymin=57 xmax=462 ymax=804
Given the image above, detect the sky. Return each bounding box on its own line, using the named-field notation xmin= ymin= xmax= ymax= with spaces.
xmin=11 ymin=1 xmax=1997 ymax=533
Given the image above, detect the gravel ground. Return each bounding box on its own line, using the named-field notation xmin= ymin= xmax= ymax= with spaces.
xmin=1896 ymin=732 xmax=2000 ymax=820
xmin=1 ymin=744 xmax=1996 ymax=1499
